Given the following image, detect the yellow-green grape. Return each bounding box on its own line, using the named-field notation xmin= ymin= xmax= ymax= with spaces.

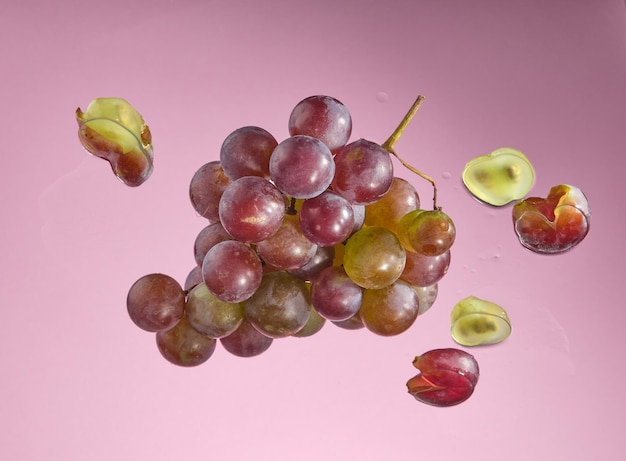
xmin=450 ymin=296 xmax=512 ymax=346
xmin=343 ymin=226 xmax=406 ymax=289
xmin=76 ymin=97 xmax=153 ymax=187
xmin=397 ymin=209 xmax=424 ymax=252
xmin=462 ymin=147 xmax=535 ymax=206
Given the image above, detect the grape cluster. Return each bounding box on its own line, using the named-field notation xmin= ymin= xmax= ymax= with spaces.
xmin=127 ymin=95 xmax=456 ymax=367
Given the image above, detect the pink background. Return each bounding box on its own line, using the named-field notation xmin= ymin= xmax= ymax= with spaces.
xmin=2 ymin=0 xmax=625 ymax=459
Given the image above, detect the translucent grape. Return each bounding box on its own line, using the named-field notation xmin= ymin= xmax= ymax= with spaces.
xmin=244 ymin=271 xmax=311 ymax=338
xmin=220 ymin=319 xmax=273 ymax=358
xmin=202 ymin=240 xmax=263 ymax=303
xmin=402 ymin=209 xmax=456 ymax=256
xmin=288 ymin=95 xmax=352 ymax=152
xmin=256 ymin=213 xmax=317 ymax=270
xmin=414 ymin=283 xmax=438 ymax=316
xmin=269 ymin=135 xmax=335 ymax=199
xmin=186 ymin=283 xmax=245 ymax=338
xmin=310 ymin=266 xmax=363 ymax=321
xmin=359 ymin=280 xmax=420 ymax=336
xmin=218 ymin=176 xmax=285 ymax=243
xmin=343 ymin=226 xmax=406 ymax=289
xmin=189 ymin=161 xmax=232 ymax=222
xmin=299 ymin=190 xmax=355 ymax=247
xmin=331 ymin=139 xmax=393 ymax=205
xmin=364 ymin=177 xmax=420 ymax=233
xmin=156 ymin=316 xmax=217 ymax=367
xmin=450 ymin=296 xmax=512 ymax=346
xmin=127 ymin=273 xmax=185 ymax=332
xmin=220 ymin=126 xmax=278 ymax=180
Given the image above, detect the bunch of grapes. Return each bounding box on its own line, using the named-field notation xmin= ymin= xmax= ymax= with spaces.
xmin=126 ymin=95 xmax=456 ymax=367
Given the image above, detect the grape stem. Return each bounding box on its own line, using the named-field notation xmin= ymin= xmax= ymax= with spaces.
xmin=381 ymin=95 xmax=439 ymax=210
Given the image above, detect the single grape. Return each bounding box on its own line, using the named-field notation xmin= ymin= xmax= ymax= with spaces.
xmin=256 ymin=213 xmax=318 ymax=270
xmin=127 ymin=273 xmax=185 ymax=332
xmin=220 ymin=319 xmax=273 ymax=358
xmin=193 ymin=221 xmax=233 ymax=267
xmin=288 ymin=95 xmax=352 ymax=152
xmin=202 ymin=240 xmax=263 ymax=303
xmin=269 ymin=135 xmax=335 ymax=199
xmin=400 ymin=249 xmax=450 ymax=287
xmin=403 ymin=209 xmax=456 ymax=256
xmin=186 ymin=283 xmax=245 ymax=338
xmin=331 ymin=139 xmax=394 ymax=205
xmin=310 ymin=266 xmax=363 ymax=321
xmin=156 ymin=316 xmax=217 ymax=367
xmin=220 ymin=126 xmax=278 ymax=180
xmin=244 ymin=271 xmax=311 ymax=338
xmin=407 ymin=348 xmax=480 ymax=407
xmin=299 ymin=190 xmax=355 ymax=247
xmin=218 ymin=176 xmax=285 ymax=243
xmin=351 ymin=203 xmax=366 ymax=235
xmin=343 ymin=226 xmax=406 ymax=289
xmin=359 ymin=280 xmax=419 ymax=336
xmin=364 ymin=177 xmax=420 ymax=233
xmin=189 ymin=161 xmax=232 ymax=222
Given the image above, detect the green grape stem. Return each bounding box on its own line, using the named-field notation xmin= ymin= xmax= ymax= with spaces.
xmin=381 ymin=95 xmax=439 ymax=210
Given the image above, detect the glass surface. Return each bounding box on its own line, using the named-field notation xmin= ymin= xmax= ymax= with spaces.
xmin=1 ymin=0 xmax=625 ymax=460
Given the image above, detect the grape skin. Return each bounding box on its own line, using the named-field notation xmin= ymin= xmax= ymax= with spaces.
xmin=218 ymin=176 xmax=285 ymax=243
xmin=189 ymin=161 xmax=232 ymax=222
xmin=269 ymin=135 xmax=335 ymax=199
xmin=127 ymin=273 xmax=185 ymax=332
xmin=156 ymin=316 xmax=217 ymax=367
xmin=288 ymin=95 xmax=352 ymax=152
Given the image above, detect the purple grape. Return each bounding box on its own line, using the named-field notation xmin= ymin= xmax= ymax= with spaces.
xmin=127 ymin=273 xmax=185 ymax=332
xmin=310 ymin=266 xmax=363 ymax=321
xmin=269 ymin=135 xmax=335 ymax=199
xmin=288 ymin=95 xmax=352 ymax=152
xmin=189 ymin=161 xmax=232 ymax=222
xmin=220 ymin=126 xmax=278 ymax=180
xmin=299 ymin=191 xmax=355 ymax=247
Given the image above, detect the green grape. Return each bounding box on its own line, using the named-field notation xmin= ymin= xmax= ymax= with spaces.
xmin=185 ymin=283 xmax=245 ymax=339
xmin=343 ymin=226 xmax=406 ymax=289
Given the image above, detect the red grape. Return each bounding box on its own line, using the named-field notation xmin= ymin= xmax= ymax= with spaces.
xmin=189 ymin=161 xmax=232 ymax=222
xmin=127 ymin=273 xmax=185 ymax=332
xmin=220 ymin=126 xmax=278 ymax=180
xmin=156 ymin=316 xmax=217 ymax=367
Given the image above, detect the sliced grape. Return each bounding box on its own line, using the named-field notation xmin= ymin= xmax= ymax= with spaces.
xmin=450 ymin=296 xmax=511 ymax=346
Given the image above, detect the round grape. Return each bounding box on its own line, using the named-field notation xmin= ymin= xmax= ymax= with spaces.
xmin=189 ymin=161 xmax=232 ymax=222
xmin=299 ymin=190 xmax=355 ymax=247
xmin=220 ymin=126 xmax=278 ymax=180
xmin=127 ymin=273 xmax=185 ymax=332
xmin=156 ymin=316 xmax=217 ymax=367
xmin=186 ymin=283 xmax=245 ymax=338
xmin=288 ymin=95 xmax=352 ymax=152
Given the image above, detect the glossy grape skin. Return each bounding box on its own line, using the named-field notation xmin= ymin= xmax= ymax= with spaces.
xmin=189 ymin=161 xmax=232 ymax=222
xmin=364 ymin=177 xmax=420 ymax=233
xmin=288 ymin=95 xmax=352 ymax=152
xmin=185 ymin=283 xmax=245 ymax=338
xmin=299 ymin=190 xmax=355 ymax=247
xmin=400 ymin=249 xmax=451 ymax=287
xmin=405 ymin=209 xmax=456 ymax=256
xmin=310 ymin=266 xmax=363 ymax=321
xmin=331 ymin=139 xmax=394 ymax=205
xmin=288 ymin=245 xmax=335 ymax=282
xmin=184 ymin=266 xmax=203 ymax=291
xmin=512 ymin=184 xmax=591 ymax=254
xmin=202 ymin=240 xmax=263 ymax=303
xmin=269 ymin=135 xmax=335 ymax=199
xmin=414 ymin=283 xmax=438 ymax=316
xmin=292 ymin=307 xmax=326 ymax=338
xmin=156 ymin=316 xmax=217 ymax=367
xmin=256 ymin=213 xmax=317 ymax=270
xmin=343 ymin=226 xmax=406 ymax=289
xmin=332 ymin=312 xmax=365 ymax=330
xmin=218 ymin=176 xmax=285 ymax=243
xmin=220 ymin=126 xmax=278 ymax=180
xmin=220 ymin=319 xmax=273 ymax=358
xmin=407 ymin=348 xmax=479 ymax=407
xmin=193 ymin=222 xmax=233 ymax=267
xmin=359 ymin=280 xmax=420 ymax=336
xmin=244 ymin=271 xmax=312 ymax=338
xmin=127 ymin=273 xmax=185 ymax=332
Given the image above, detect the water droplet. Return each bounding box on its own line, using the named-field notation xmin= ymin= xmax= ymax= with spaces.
xmin=442 ymin=171 xmax=452 ymax=179
xmin=376 ymin=92 xmax=389 ymax=103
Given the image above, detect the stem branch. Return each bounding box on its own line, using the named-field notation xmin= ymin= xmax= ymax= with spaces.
xmin=381 ymin=95 xmax=438 ymax=210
